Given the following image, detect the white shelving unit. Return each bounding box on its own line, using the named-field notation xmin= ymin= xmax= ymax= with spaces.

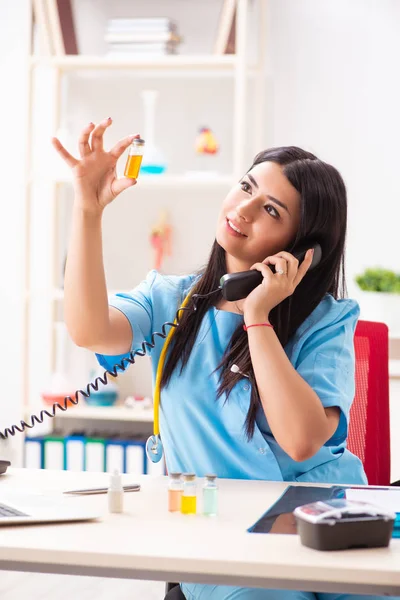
xmin=25 ymin=0 xmax=267 ymax=428
xmin=51 ymin=405 xmax=154 ymax=423
xmin=30 ymin=54 xmax=238 ymax=71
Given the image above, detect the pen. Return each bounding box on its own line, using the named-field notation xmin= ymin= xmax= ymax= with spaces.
xmin=63 ymin=484 xmax=141 ymax=495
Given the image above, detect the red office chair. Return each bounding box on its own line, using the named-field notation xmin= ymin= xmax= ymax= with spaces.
xmin=348 ymin=320 xmax=391 ymax=486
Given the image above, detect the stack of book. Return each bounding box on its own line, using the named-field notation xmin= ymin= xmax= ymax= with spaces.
xmin=104 ymin=17 xmax=182 ymax=58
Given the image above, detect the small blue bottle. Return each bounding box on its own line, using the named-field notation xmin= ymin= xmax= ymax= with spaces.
xmin=203 ymin=474 xmax=218 ymax=516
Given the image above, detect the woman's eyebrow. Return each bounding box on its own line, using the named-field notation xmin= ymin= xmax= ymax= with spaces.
xmin=247 ymin=173 xmax=259 ymax=189
xmin=246 ymin=173 xmax=290 ymax=215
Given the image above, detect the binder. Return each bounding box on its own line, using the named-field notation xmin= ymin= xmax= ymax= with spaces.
xmin=24 ymin=436 xmax=44 ymax=469
xmin=105 ymin=439 xmax=125 ymax=473
xmin=125 ymin=440 xmax=146 ymax=475
xmin=65 ymin=435 xmax=85 ymax=471
xmin=43 ymin=435 xmax=65 ymax=470
xmin=85 ymin=437 xmax=106 ymax=472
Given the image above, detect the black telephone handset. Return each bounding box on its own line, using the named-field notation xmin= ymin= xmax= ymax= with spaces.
xmin=220 ymin=242 xmax=322 ymax=301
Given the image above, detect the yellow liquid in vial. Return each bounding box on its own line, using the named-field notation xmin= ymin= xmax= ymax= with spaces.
xmin=124 ymin=154 xmax=143 ymax=179
xmin=181 ymin=494 xmax=197 ymax=515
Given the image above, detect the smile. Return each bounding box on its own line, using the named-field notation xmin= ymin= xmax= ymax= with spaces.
xmin=226 ymin=218 xmax=247 ymax=237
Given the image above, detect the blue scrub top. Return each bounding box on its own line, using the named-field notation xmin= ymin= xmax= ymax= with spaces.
xmin=96 ymin=270 xmax=367 ymax=486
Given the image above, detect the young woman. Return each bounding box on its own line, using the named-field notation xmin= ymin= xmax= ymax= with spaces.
xmin=53 ymin=119 xmax=380 ymax=600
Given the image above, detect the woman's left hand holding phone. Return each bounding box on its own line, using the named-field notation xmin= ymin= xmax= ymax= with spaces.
xmin=243 ymin=249 xmax=314 ymax=325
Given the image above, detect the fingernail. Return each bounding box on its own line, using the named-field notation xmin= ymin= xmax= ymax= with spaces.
xmin=107 ymin=117 xmax=112 ymax=121
xmin=310 ymin=248 xmax=314 ymax=255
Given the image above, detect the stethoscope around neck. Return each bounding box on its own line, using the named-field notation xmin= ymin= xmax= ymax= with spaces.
xmin=145 ymin=292 xmax=248 ymax=463
xmin=145 ymin=292 xmax=191 ymax=463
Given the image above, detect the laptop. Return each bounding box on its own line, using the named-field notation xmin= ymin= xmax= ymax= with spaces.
xmin=0 ymin=463 xmax=101 ymax=525
xmin=0 ymin=490 xmax=102 ymax=526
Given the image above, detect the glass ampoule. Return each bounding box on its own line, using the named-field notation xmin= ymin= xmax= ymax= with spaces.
xmin=181 ymin=473 xmax=197 ymax=515
xmin=203 ymin=474 xmax=218 ymax=516
xmin=168 ymin=472 xmax=183 ymax=512
xmin=124 ymin=137 xmax=145 ymax=179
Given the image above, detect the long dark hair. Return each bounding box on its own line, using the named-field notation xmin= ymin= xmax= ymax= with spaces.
xmin=161 ymin=146 xmax=348 ymax=439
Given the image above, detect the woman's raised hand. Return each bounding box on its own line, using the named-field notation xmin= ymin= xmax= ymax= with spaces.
xmin=243 ymin=249 xmax=314 ymax=324
xmin=52 ymin=117 xmax=139 ymax=215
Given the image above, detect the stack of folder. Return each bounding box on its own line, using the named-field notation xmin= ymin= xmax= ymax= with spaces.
xmin=24 ymin=434 xmax=165 ymax=476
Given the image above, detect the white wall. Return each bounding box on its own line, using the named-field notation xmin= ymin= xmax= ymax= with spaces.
xmin=390 ymin=374 xmax=400 ymax=481
xmin=263 ymin=0 xmax=400 ymax=300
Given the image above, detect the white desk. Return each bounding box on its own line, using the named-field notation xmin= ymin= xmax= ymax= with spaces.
xmin=0 ymin=468 xmax=399 ymax=596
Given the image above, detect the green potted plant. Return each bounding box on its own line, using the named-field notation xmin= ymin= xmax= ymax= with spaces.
xmin=355 ymin=267 xmax=400 ymax=332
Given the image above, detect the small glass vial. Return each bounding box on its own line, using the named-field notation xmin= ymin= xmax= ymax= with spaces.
xmin=124 ymin=137 xmax=145 ymax=179
xmin=108 ymin=468 xmax=124 ymax=513
xmin=181 ymin=473 xmax=197 ymax=515
xmin=168 ymin=472 xmax=183 ymax=512
xmin=203 ymin=474 xmax=218 ymax=516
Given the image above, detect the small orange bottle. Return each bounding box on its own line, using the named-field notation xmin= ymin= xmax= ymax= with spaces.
xmin=168 ymin=472 xmax=183 ymax=512
xmin=124 ymin=137 xmax=145 ymax=179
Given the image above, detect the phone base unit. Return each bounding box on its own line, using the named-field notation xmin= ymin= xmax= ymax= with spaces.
xmin=294 ymin=499 xmax=395 ymax=551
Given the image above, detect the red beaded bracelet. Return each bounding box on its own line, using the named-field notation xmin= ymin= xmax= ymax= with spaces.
xmin=243 ymin=323 xmax=274 ymax=332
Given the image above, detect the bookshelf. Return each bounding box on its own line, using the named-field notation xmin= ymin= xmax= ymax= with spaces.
xmin=25 ymin=0 xmax=267 ymax=434
xmin=50 ymin=405 xmax=154 ymax=423
xmin=30 ymin=54 xmax=238 ymax=71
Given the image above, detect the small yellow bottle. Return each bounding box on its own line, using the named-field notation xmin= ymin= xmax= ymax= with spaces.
xmin=181 ymin=473 xmax=197 ymax=515
xmin=124 ymin=137 xmax=145 ymax=179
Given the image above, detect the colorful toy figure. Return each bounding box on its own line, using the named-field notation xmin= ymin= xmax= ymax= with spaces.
xmin=150 ymin=210 xmax=172 ymax=271
xmin=195 ymin=127 xmax=219 ymax=155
